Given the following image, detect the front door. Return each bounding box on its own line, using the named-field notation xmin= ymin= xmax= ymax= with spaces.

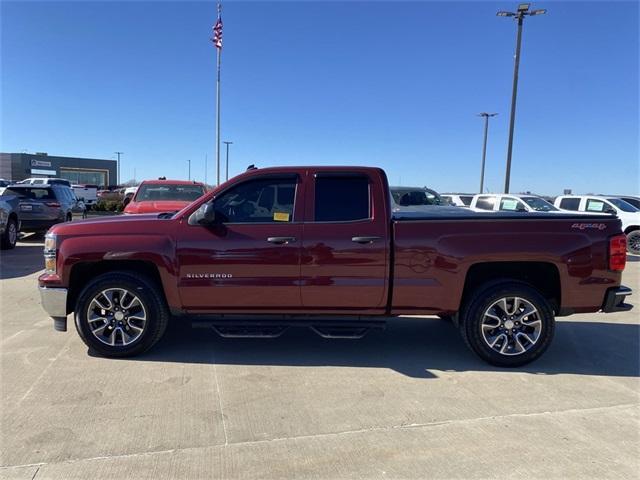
xmin=176 ymin=174 xmax=303 ymax=312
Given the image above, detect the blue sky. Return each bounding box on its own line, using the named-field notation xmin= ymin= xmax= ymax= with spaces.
xmin=1 ymin=1 xmax=638 ymax=194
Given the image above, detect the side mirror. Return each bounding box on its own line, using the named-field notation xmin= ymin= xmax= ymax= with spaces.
xmin=516 ymin=204 xmax=527 ymax=212
xmin=604 ymin=206 xmax=616 ymax=215
xmin=188 ymin=203 xmax=216 ymax=225
xmin=123 ymin=196 xmax=131 ymax=207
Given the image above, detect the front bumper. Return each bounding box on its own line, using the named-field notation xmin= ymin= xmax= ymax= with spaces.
xmin=602 ymin=286 xmax=633 ymax=313
xmin=39 ymin=286 xmax=68 ymax=331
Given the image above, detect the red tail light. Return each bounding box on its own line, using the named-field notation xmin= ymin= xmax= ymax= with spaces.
xmin=609 ymin=234 xmax=627 ymax=271
xmin=45 ymin=202 xmax=61 ymax=207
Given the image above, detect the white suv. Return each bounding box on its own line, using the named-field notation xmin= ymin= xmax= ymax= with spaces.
xmin=554 ymin=195 xmax=640 ymax=255
xmin=470 ymin=194 xmax=561 ymax=214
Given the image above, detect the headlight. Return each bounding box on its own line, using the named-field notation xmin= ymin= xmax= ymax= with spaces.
xmin=44 ymin=233 xmax=57 ymax=274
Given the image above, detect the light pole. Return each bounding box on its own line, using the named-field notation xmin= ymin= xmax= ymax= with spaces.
xmin=477 ymin=113 xmax=497 ymax=193
xmin=223 ymin=141 xmax=233 ymax=181
xmin=114 ymin=151 xmax=123 ymax=186
xmin=497 ymin=3 xmax=546 ymax=193
xmin=187 ymin=159 xmax=191 ymax=181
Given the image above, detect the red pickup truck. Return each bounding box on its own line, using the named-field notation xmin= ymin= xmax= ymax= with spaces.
xmin=38 ymin=166 xmax=632 ymax=367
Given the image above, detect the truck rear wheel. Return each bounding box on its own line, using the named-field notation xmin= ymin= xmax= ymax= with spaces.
xmin=74 ymin=272 xmax=169 ymax=357
xmin=460 ymin=281 xmax=555 ymax=367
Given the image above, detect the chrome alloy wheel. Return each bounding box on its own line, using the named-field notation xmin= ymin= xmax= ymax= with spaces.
xmin=481 ymin=296 xmax=542 ymax=356
xmin=87 ymin=288 xmax=147 ymax=346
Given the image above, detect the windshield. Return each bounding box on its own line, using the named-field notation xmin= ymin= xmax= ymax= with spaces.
xmin=391 ymin=188 xmax=442 ymax=206
xmin=606 ymin=198 xmax=638 ymax=213
xmin=135 ymin=184 xmax=205 ymax=202
xmin=522 ymin=197 xmax=558 ymax=212
xmin=2 ymin=187 xmax=55 ymax=200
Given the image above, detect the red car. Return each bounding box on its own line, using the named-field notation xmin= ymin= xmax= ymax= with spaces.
xmin=123 ymin=179 xmax=206 ymax=214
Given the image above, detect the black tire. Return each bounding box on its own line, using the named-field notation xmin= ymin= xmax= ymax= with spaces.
xmin=1 ymin=217 xmax=18 ymax=250
xmin=74 ymin=272 xmax=169 ymax=357
xmin=627 ymin=230 xmax=640 ymax=256
xmin=459 ymin=281 xmax=555 ymax=367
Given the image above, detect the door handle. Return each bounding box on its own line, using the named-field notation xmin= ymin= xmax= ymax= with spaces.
xmin=267 ymin=236 xmax=297 ymax=245
xmin=351 ymin=236 xmax=381 ymax=244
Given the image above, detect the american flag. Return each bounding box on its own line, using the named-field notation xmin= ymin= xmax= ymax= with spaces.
xmin=212 ymin=17 xmax=223 ymax=49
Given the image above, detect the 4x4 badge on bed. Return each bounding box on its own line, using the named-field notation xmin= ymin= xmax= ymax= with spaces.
xmin=571 ymin=223 xmax=607 ymax=230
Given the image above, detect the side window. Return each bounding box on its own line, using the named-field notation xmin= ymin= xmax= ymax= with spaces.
xmin=314 ymin=175 xmax=370 ymax=222
xmin=58 ymin=188 xmax=71 ymax=202
xmin=586 ymin=199 xmax=607 ymax=212
xmin=475 ymin=196 xmax=496 ymax=210
xmin=213 ymin=177 xmax=297 ymax=223
xmin=499 ymin=198 xmax=524 ymax=211
xmin=559 ymin=198 xmax=580 ymax=211
xmin=460 ymin=196 xmax=473 ymax=206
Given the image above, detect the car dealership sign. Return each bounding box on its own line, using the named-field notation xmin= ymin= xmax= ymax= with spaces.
xmin=31 ymin=159 xmax=52 ymax=167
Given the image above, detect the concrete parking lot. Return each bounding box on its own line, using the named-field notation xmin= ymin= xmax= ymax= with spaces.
xmin=1 ymin=238 xmax=639 ymax=479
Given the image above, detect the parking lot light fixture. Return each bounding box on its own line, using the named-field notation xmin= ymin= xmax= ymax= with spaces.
xmin=497 ymin=3 xmax=547 ymax=193
xmin=478 ymin=113 xmax=498 ymax=194
xmin=223 ymin=141 xmax=233 ymax=181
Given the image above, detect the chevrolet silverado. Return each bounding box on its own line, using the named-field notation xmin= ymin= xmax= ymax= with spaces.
xmin=38 ymin=166 xmax=632 ymax=366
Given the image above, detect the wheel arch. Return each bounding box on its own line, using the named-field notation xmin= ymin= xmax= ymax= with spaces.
xmin=624 ymin=225 xmax=640 ymax=235
xmin=67 ymin=260 xmax=167 ymax=314
xmin=461 ymin=261 xmax=561 ymax=314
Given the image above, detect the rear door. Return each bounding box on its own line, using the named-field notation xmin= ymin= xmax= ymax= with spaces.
xmin=176 ymin=174 xmax=303 ymax=311
xmin=300 ymin=171 xmax=389 ymax=311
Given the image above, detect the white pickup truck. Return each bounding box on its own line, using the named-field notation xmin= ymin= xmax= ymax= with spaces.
xmin=71 ymin=184 xmax=98 ymax=207
xmin=554 ymin=195 xmax=640 ymax=255
xmin=470 ymin=194 xmax=561 ymax=214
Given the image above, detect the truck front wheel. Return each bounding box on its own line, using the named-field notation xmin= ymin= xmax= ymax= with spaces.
xmin=74 ymin=272 xmax=169 ymax=357
xmin=460 ymin=282 xmax=555 ymax=367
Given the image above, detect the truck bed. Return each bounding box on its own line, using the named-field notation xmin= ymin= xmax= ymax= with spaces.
xmin=392 ymin=206 xmax=614 ymax=221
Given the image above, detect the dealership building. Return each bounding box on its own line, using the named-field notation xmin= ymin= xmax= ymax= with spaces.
xmin=0 ymin=152 xmax=118 ymax=187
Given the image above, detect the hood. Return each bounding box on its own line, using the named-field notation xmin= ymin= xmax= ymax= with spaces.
xmin=48 ymin=213 xmax=172 ymax=237
xmin=125 ymin=200 xmax=191 ymax=214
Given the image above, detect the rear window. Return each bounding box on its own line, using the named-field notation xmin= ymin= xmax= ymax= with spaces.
xmin=136 ymin=184 xmax=205 ymax=202
xmin=2 ymin=187 xmax=55 ymax=200
xmin=475 ymin=196 xmax=496 ymax=210
xmin=315 ymin=175 xmax=370 ymax=222
xmin=559 ymin=198 xmax=580 ymax=211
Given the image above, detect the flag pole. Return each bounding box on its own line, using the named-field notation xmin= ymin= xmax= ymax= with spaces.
xmin=215 ymin=2 xmax=222 ymax=186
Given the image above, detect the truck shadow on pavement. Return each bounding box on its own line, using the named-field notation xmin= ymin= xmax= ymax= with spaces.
xmin=117 ymin=317 xmax=640 ymax=379
xmin=0 ymin=241 xmax=44 ymax=279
